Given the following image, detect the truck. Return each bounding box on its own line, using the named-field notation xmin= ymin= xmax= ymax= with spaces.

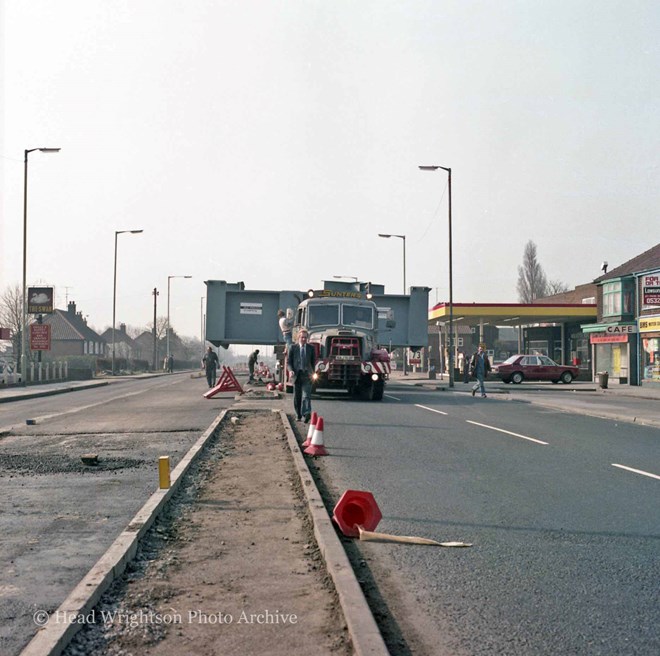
xmin=204 ymin=280 xmax=429 ymax=401
xmin=291 ymin=289 xmax=392 ymax=400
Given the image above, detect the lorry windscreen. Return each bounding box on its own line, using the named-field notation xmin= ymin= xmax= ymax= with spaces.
xmin=308 ymin=303 xmax=339 ymax=327
xmin=342 ymin=305 xmax=374 ymax=329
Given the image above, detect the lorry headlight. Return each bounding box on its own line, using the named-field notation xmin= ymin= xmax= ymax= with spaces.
xmin=313 ymin=373 xmax=319 ymax=381
xmin=371 ymin=373 xmax=379 ymax=381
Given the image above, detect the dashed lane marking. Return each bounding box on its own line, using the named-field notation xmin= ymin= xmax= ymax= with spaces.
xmin=415 ymin=404 xmax=448 ymax=416
xmin=612 ymin=463 xmax=660 ymax=480
xmin=384 ymin=394 xmax=401 ymax=401
xmin=466 ymin=420 xmax=549 ymax=445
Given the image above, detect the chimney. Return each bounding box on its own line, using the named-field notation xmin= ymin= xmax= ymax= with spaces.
xmin=120 ymin=323 xmax=126 ymax=333
xmin=68 ymin=301 xmax=76 ymax=315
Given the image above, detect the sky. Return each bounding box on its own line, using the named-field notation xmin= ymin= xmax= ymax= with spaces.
xmin=1 ymin=0 xmax=659 ymax=343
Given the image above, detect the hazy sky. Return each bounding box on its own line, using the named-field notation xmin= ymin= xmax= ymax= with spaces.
xmin=2 ymin=0 xmax=658 ymax=341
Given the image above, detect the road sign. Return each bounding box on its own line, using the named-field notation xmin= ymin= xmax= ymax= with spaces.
xmin=30 ymin=324 xmax=51 ymax=350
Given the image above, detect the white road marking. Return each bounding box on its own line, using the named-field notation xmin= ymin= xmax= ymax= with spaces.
xmin=384 ymin=394 xmax=401 ymax=401
xmin=466 ymin=420 xmax=549 ymax=445
xmin=415 ymin=404 xmax=448 ymax=416
xmin=612 ymin=463 xmax=660 ymax=480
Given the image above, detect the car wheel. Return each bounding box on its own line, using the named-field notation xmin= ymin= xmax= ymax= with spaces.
xmin=511 ymin=372 xmax=524 ymax=384
xmin=560 ymin=371 xmax=573 ymax=384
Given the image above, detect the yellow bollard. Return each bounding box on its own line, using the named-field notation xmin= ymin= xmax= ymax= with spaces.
xmin=159 ymin=456 xmax=171 ymax=489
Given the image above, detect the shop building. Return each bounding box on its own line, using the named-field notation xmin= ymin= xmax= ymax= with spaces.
xmin=582 ymin=243 xmax=660 ymax=386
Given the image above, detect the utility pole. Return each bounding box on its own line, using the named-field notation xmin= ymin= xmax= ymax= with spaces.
xmin=152 ymin=288 xmax=159 ymax=371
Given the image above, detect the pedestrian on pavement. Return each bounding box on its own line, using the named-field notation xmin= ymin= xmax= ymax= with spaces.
xmin=469 ymin=344 xmax=491 ymax=398
xmin=287 ymin=328 xmax=316 ymax=422
xmin=202 ymin=346 xmax=220 ymax=388
xmin=248 ymin=349 xmax=259 ymax=382
xmin=167 ymin=354 xmax=174 ymax=373
xmin=278 ymin=309 xmax=293 ymax=347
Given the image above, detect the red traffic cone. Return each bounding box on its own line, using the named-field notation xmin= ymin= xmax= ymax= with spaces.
xmin=332 ymin=490 xmax=382 ymax=538
xmin=302 ymin=411 xmax=318 ymax=447
xmin=304 ymin=416 xmax=328 ymax=456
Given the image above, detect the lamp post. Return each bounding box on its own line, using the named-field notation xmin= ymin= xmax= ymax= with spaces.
xmin=378 ymin=233 xmax=407 ymax=375
xmin=200 ymin=296 xmax=205 ymax=352
xmin=377 ymin=234 xmax=406 ymax=294
xmin=152 ymin=287 xmax=159 ymax=371
xmin=419 ymin=165 xmax=454 ymax=388
xmin=112 ymin=229 xmax=143 ymax=375
xmin=167 ymin=275 xmax=192 ymax=362
xmin=21 ymin=147 xmax=61 ymax=383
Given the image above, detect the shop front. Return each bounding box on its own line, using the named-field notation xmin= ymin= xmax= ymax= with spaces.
xmin=583 ymin=323 xmax=637 ymax=385
xmin=639 ymin=315 xmax=660 ymax=387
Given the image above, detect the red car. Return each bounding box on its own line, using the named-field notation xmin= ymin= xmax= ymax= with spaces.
xmin=493 ymin=354 xmax=579 ymax=384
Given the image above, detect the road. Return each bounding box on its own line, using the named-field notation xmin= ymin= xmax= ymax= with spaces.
xmin=309 ymin=382 xmax=660 ymax=655
xmin=0 ymin=374 xmax=234 ymax=656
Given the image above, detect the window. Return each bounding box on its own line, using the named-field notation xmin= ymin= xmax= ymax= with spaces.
xmin=342 ymin=305 xmax=374 ymax=329
xmin=308 ymin=303 xmax=339 ymax=327
xmin=603 ymin=281 xmax=621 ymax=315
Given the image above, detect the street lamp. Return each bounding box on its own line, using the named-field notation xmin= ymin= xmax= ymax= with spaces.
xmin=378 ymin=233 xmax=407 ymax=375
xmin=377 ymin=234 xmax=406 ymax=294
xmin=21 ymin=147 xmax=60 ymax=383
xmin=112 ymin=229 xmax=143 ymax=375
xmin=419 ymin=165 xmax=454 ymax=388
xmin=167 ymin=275 xmax=192 ymax=362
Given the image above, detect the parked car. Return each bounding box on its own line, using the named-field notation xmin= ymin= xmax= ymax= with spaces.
xmin=493 ymin=354 xmax=579 ymax=384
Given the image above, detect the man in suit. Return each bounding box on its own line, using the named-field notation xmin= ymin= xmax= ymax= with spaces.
xmin=287 ymin=328 xmax=316 ymax=422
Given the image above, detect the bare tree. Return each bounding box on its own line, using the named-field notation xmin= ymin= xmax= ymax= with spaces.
xmin=517 ymin=241 xmax=548 ymax=303
xmin=146 ymin=316 xmax=169 ymax=341
xmin=0 ymin=284 xmax=30 ymax=362
xmin=547 ymin=279 xmax=570 ymax=295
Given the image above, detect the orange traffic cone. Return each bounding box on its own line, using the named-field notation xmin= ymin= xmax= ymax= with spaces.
xmin=302 ymin=411 xmax=318 ymax=447
xmin=304 ymin=416 xmax=328 ymax=456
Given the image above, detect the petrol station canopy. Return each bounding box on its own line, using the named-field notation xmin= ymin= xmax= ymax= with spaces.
xmin=428 ymin=302 xmax=597 ymax=327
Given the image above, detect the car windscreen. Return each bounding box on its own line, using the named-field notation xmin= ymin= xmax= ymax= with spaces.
xmin=342 ymin=304 xmax=374 ymax=329
xmin=308 ymin=303 xmax=339 ymax=327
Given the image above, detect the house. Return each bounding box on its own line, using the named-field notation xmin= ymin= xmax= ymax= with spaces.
xmin=100 ymin=323 xmax=138 ymax=360
xmin=41 ymin=301 xmax=106 ymax=357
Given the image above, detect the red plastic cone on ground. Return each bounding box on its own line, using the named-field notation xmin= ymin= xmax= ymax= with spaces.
xmin=304 ymin=416 xmax=328 ymax=456
xmin=332 ymin=490 xmax=382 ymax=538
xmin=302 ymin=411 xmax=318 ymax=447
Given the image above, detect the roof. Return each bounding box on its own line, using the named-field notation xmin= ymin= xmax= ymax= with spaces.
xmin=596 ymin=243 xmax=660 ymax=282
xmin=42 ymin=309 xmax=105 ymax=342
xmin=100 ymin=327 xmax=137 ymax=348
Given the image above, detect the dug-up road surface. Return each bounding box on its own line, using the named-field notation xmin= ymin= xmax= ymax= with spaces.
xmin=61 ymin=408 xmax=352 ymax=656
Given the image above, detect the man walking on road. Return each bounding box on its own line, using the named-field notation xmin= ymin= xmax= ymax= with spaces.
xmin=287 ymin=329 xmax=316 ymax=422
xmin=470 ymin=344 xmax=491 ymax=398
xmin=202 ymin=346 xmax=220 ymax=388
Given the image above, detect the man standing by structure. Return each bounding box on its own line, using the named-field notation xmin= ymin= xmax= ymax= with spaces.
xmin=202 ymin=346 xmax=220 ymax=388
xmin=287 ymin=329 xmax=316 ymax=422
xmin=278 ymin=309 xmax=293 ymax=347
xmin=248 ymin=349 xmax=259 ymax=382
xmin=470 ymin=344 xmax=491 ymax=398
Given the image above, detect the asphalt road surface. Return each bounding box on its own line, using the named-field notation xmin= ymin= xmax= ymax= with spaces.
xmin=309 ymin=381 xmax=660 ymax=656
xmin=0 ymin=374 xmax=234 ymax=656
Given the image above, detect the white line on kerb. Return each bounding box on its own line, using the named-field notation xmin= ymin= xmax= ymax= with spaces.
xmin=415 ymin=404 xmax=448 ymax=416
xmin=385 ymin=394 xmax=401 ymax=401
xmin=466 ymin=420 xmax=549 ymax=445
xmin=612 ymin=464 xmax=660 ymax=480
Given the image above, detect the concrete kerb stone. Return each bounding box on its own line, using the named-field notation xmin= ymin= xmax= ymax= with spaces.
xmin=19 ymin=408 xmax=229 ymax=656
xmin=0 ymin=381 xmax=110 ymax=404
xmin=278 ymin=409 xmax=389 ymax=656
